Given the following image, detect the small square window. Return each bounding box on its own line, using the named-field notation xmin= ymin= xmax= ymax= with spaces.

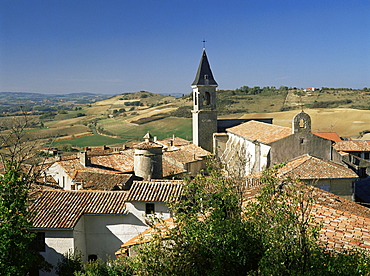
xmin=145 ymin=203 xmax=155 ymax=215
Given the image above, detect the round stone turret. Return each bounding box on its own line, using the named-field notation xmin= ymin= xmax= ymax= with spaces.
xmin=134 ymin=132 xmax=163 ymax=180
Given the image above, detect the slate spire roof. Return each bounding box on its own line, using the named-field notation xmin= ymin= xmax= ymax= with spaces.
xmin=192 ymin=49 xmax=218 ymax=86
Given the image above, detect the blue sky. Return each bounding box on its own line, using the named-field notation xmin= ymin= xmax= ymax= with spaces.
xmin=0 ymin=0 xmax=369 ymax=95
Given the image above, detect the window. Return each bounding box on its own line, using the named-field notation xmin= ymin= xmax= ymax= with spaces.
xmin=35 ymin=232 xmax=45 ymax=252
xmin=203 ymin=92 xmax=211 ymax=106
xmin=365 ymin=152 xmax=370 ymax=160
xmin=204 ymin=75 xmax=209 ymax=85
xmin=88 ymin=254 xmax=98 ymax=262
xmin=145 ymin=203 xmax=155 ymax=215
xmin=299 ymin=119 xmax=305 ymax=128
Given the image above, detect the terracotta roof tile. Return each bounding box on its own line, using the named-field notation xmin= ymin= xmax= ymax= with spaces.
xmin=313 ymin=132 xmax=342 ymax=142
xmin=30 ymin=190 xmax=127 ymax=229
xmin=57 ymin=151 xmax=135 ymax=178
xmin=134 ymin=141 xmax=163 ymax=149
xmin=116 ymin=218 xmax=175 ymax=255
xmin=163 ymin=144 xmax=210 ymax=163
xmin=162 ymin=160 xmax=187 ymax=177
xmin=125 ymin=180 xmax=184 ymax=202
xmin=227 ymin=120 xmax=292 ymax=144
xmin=157 ymin=137 xmax=192 ymax=148
xmin=73 ymin=172 xmax=133 ymax=190
xmin=334 ymin=141 xmax=370 ymax=152
xmin=243 ymin=183 xmax=370 ymax=250
xmin=278 ymin=155 xmax=358 ymax=179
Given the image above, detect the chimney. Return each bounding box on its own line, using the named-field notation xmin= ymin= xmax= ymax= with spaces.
xmin=77 ymin=151 xmax=91 ymax=167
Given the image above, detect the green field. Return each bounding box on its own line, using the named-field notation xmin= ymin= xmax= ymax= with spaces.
xmin=100 ymin=117 xmax=192 ymax=141
xmin=52 ymin=134 xmax=127 ymax=147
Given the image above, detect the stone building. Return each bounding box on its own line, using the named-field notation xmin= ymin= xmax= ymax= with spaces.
xmin=191 ymin=49 xmax=218 ymax=152
xmin=214 ymin=111 xmax=341 ymax=177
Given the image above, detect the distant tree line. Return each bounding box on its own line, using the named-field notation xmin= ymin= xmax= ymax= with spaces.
xmin=233 ymin=86 xmax=289 ymax=95
xmin=124 ymin=101 xmax=144 ymax=107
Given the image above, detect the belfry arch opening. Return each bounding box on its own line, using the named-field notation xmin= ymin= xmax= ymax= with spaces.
xmin=204 ymin=92 xmax=211 ymax=106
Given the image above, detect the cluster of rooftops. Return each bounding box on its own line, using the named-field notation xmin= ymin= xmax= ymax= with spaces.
xmin=26 ymin=49 xmax=370 ymax=271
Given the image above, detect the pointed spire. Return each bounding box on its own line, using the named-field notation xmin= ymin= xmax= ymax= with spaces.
xmin=192 ymin=49 xmax=218 ymax=86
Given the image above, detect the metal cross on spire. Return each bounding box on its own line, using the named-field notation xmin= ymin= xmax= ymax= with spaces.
xmin=202 ymin=39 xmax=207 ymax=49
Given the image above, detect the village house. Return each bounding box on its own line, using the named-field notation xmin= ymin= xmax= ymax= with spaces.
xmin=29 ymin=180 xmax=183 ymax=276
xmin=44 ymin=135 xmax=210 ymax=190
xmin=243 ymin=154 xmax=358 ymax=201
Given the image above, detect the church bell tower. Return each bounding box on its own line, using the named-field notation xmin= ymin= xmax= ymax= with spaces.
xmin=191 ymin=49 xmax=218 ymax=152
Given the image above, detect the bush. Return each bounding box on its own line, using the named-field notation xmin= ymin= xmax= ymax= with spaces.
xmin=56 ymin=250 xmax=82 ymax=276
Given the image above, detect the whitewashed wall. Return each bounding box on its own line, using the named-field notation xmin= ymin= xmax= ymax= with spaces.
xmin=45 ymin=163 xmax=74 ymax=190
xmin=220 ymin=132 xmax=271 ymax=176
xmin=39 ymin=230 xmax=74 ymax=276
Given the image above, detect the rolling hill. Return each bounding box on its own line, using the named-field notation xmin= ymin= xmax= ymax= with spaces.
xmin=1 ymin=88 xmax=370 ymax=150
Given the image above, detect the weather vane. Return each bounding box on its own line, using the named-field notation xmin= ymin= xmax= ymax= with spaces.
xmin=202 ymin=39 xmax=207 ymax=49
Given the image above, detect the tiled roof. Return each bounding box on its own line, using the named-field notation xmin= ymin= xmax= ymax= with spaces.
xmin=90 ymin=151 xmax=134 ymax=172
xmin=333 ymin=141 xmax=370 ymax=152
xmin=73 ymin=172 xmax=133 ymax=190
xmin=163 ymin=144 xmax=210 ymax=164
xmin=57 ymin=151 xmax=134 ymax=178
xmin=313 ymin=132 xmax=342 ymax=142
xmin=157 ymin=137 xmax=191 ymax=148
xmin=162 ymin=160 xmax=187 ymax=177
xmin=134 ymin=141 xmax=163 ymax=149
xmin=243 ymin=185 xmax=370 ymax=250
xmin=227 ymin=120 xmax=292 ymax=144
xmin=278 ymin=155 xmax=358 ymax=179
xmin=30 ymin=190 xmax=127 ymax=229
xmin=117 ymin=218 xmax=175 ymax=254
xmin=125 ymin=180 xmax=184 ymax=202
xmin=312 ymin=203 xmax=370 ymax=249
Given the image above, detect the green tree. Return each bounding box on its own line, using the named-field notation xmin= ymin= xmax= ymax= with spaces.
xmin=0 ymin=162 xmax=37 ymax=275
xmin=126 ymin=162 xmax=370 ymax=275
xmin=246 ymin=166 xmax=320 ymax=274
xmin=246 ymin=165 xmax=370 ymax=275
xmin=130 ymin=160 xmax=262 ymax=276
xmin=0 ymin=110 xmax=51 ymax=275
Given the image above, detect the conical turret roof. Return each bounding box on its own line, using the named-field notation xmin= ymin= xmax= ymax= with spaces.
xmin=192 ymin=49 xmax=218 ymax=86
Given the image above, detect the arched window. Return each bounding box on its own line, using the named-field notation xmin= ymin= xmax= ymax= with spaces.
xmin=203 ymin=92 xmax=211 ymax=106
